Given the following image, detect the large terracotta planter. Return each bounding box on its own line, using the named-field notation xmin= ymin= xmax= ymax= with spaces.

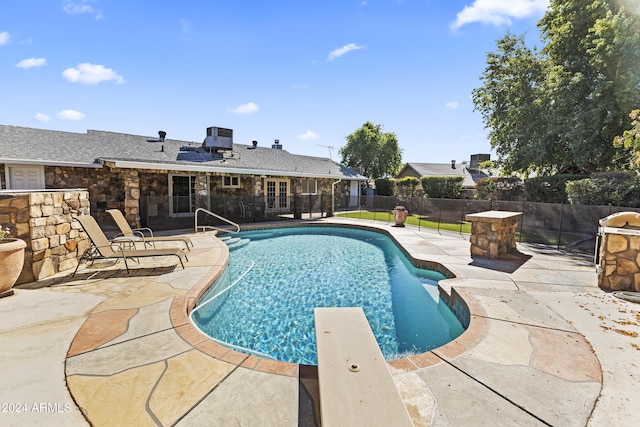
xmin=393 ymin=206 xmax=408 ymax=227
xmin=0 ymin=238 xmax=27 ymax=296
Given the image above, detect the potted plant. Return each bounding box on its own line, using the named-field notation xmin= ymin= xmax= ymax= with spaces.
xmin=393 ymin=206 xmax=408 ymax=227
xmin=0 ymin=226 xmax=27 ymax=298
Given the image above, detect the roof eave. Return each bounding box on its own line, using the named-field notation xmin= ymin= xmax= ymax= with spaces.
xmin=103 ymin=159 xmax=365 ymax=180
xmin=0 ymin=158 xmax=103 ymax=168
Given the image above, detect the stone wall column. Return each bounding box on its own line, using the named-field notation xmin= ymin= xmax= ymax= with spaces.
xmin=123 ymin=170 xmax=141 ymax=228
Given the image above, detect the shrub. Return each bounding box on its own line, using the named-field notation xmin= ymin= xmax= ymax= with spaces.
xmin=475 ymin=177 xmax=523 ymax=201
xmin=421 ymin=176 xmax=464 ymax=199
xmin=566 ymin=172 xmax=640 ymax=207
xmin=375 ymin=178 xmax=396 ymax=196
xmin=396 ymin=176 xmax=421 ymax=198
xmin=524 ymin=174 xmax=588 ymax=203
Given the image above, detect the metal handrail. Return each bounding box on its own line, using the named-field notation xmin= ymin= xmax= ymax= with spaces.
xmin=194 ymin=207 xmax=240 ymax=234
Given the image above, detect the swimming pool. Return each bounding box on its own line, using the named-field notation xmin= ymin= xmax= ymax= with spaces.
xmin=191 ymin=226 xmax=465 ymax=365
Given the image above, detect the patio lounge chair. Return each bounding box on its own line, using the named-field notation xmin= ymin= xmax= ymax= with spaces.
xmin=73 ymin=214 xmax=188 ymax=276
xmin=106 ymin=209 xmax=192 ymax=251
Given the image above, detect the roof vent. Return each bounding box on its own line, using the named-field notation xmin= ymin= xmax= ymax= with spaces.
xmin=451 ymin=160 xmax=456 ymax=169
xmin=158 ymin=130 xmax=166 ymax=142
xmin=272 ymin=139 xmax=283 ymax=150
xmin=252 ymin=140 xmax=258 ymax=148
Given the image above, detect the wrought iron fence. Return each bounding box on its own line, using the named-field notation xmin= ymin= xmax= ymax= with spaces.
xmin=137 ymin=194 xmax=636 ymax=254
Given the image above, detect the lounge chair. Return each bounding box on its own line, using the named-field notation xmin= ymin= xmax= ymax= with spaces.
xmin=73 ymin=214 xmax=188 ymax=276
xmin=106 ymin=209 xmax=192 ymax=251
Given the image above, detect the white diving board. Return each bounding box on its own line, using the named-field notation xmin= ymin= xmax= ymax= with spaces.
xmin=314 ymin=307 xmax=414 ymax=427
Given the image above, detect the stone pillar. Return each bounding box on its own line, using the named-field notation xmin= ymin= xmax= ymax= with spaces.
xmin=465 ymin=210 xmax=523 ymax=260
xmin=597 ymin=228 xmax=640 ymax=291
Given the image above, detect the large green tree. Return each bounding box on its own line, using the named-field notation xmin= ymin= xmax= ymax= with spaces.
xmin=340 ymin=121 xmax=402 ymax=180
xmin=473 ymin=0 xmax=640 ymax=175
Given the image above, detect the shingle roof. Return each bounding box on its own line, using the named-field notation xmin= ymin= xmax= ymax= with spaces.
xmin=0 ymin=125 xmax=365 ymax=180
xmin=400 ymin=162 xmax=489 ymax=188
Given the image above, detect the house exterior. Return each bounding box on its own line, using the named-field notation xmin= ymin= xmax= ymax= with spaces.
xmin=0 ymin=125 xmax=367 ymax=228
xmin=396 ymin=154 xmax=492 ymax=195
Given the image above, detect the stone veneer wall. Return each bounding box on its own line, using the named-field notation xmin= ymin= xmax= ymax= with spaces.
xmin=467 ymin=214 xmax=521 ymax=259
xmin=0 ymin=190 xmax=90 ymax=284
xmin=597 ymin=230 xmax=640 ymax=291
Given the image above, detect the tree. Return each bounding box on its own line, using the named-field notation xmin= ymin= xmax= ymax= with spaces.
xmin=472 ymin=33 xmax=547 ymax=174
xmin=473 ymin=0 xmax=640 ymax=175
xmin=614 ymin=110 xmax=640 ymax=166
xmin=340 ymin=121 xmax=402 ymax=180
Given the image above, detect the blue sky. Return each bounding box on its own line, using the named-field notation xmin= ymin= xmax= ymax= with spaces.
xmin=1 ymin=0 xmax=549 ymax=163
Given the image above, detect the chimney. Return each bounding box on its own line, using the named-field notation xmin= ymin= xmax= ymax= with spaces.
xmin=272 ymin=139 xmax=283 ymax=149
xmin=158 ymin=130 xmax=166 ymax=142
xmin=451 ymin=160 xmax=456 ymax=169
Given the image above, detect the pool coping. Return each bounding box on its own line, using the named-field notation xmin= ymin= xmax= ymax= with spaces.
xmin=170 ymin=221 xmax=488 ymax=378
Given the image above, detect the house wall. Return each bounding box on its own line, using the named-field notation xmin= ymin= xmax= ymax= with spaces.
xmin=0 ymin=190 xmax=90 ymax=284
xmin=45 ymin=166 xmax=125 ymax=225
xmin=6 ymin=163 xmax=355 ymax=228
xmin=397 ymin=169 xmax=421 ymax=179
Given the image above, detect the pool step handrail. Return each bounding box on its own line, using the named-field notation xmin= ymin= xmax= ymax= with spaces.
xmin=194 ymin=208 xmax=240 ymax=234
xmin=191 ymin=261 xmax=255 ymax=311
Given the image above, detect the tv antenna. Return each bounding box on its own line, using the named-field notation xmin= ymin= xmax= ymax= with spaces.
xmin=317 ymin=144 xmax=337 ymax=160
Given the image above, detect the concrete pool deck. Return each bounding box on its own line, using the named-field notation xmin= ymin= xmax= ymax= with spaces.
xmin=1 ymin=217 xmax=639 ymax=426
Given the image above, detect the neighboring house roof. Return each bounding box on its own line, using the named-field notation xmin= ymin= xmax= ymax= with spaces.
xmin=0 ymin=125 xmax=366 ymax=180
xmin=398 ymin=162 xmax=489 ymax=188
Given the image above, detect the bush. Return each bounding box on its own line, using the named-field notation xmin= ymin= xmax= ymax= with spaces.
xmin=396 ymin=176 xmax=421 ymax=198
xmin=566 ymin=172 xmax=640 ymax=207
xmin=475 ymin=177 xmax=523 ymax=201
xmin=421 ymin=176 xmax=464 ymax=199
xmin=524 ymin=174 xmax=588 ymax=203
xmin=375 ymin=178 xmax=396 ymax=196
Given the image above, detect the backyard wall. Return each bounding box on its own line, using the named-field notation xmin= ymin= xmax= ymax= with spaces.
xmin=0 ymin=190 xmax=90 ymax=284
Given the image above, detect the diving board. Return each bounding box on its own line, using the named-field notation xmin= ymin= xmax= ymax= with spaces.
xmin=314 ymin=307 xmax=413 ymax=427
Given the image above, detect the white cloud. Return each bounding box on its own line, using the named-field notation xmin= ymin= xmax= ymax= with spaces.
xmin=327 ymin=43 xmax=364 ymax=61
xmin=0 ymin=31 xmax=10 ymax=46
xmin=35 ymin=113 xmax=50 ymax=122
xmin=62 ymin=0 xmax=103 ymax=19
xmin=62 ymin=63 xmax=125 ymax=85
xmin=16 ymin=57 xmax=46 ymax=69
xmin=451 ymin=0 xmax=549 ymax=30
xmin=56 ymin=110 xmax=86 ymax=120
xmin=229 ymin=102 xmax=260 ymax=115
xmin=445 ymin=101 xmax=459 ymax=110
xmin=298 ymin=130 xmax=318 ymax=141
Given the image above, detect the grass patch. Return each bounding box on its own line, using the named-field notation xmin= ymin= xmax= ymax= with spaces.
xmin=337 ymin=211 xmax=472 ymax=234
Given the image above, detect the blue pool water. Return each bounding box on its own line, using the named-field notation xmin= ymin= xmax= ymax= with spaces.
xmin=191 ymin=226 xmax=464 ymax=365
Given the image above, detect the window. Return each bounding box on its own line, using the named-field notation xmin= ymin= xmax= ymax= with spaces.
xmin=222 ymin=175 xmax=240 ymax=188
xmin=301 ymin=179 xmax=317 ymax=195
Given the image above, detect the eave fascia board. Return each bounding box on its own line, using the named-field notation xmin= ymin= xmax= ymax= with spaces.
xmin=0 ymin=158 xmax=103 ymax=168
xmin=105 ymin=159 xmax=364 ymax=180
